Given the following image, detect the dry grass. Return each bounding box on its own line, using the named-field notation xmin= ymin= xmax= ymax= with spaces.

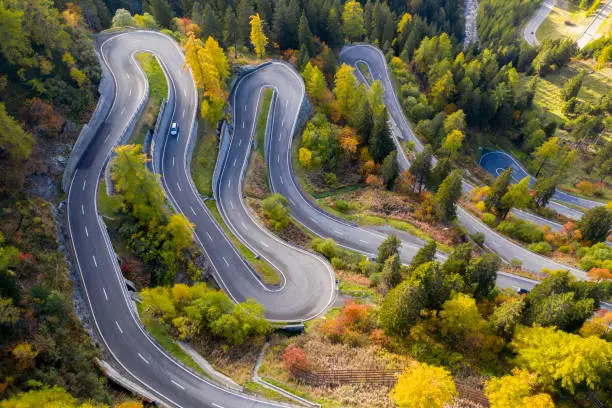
xmin=244 ymin=153 xmax=269 ymax=199
xmin=258 ymin=322 xmax=413 ymax=408
xmin=191 ymin=335 xmax=265 ymax=384
xmin=536 ymin=0 xmax=591 ymax=41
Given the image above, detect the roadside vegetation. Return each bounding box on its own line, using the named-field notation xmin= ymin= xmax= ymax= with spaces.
xmin=537 ymin=0 xmax=612 ymax=42
xmin=129 ymin=52 xmax=168 ymax=146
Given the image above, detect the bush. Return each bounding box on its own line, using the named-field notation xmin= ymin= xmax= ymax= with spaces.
xmin=470 ymin=232 xmax=485 ymax=246
xmin=528 ymin=241 xmax=553 ymax=255
xmin=311 ymin=237 xmax=339 ymax=259
xmin=262 ymin=193 xmax=291 ymax=231
xmin=579 ymin=242 xmax=612 ymax=271
xmin=334 ymin=200 xmax=350 ymax=212
xmin=482 ymin=212 xmax=496 ymax=226
xmin=331 ymin=257 xmax=344 ymax=270
xmin=497 ymin=219 xmax=544 ymax=243
xmin=325 ymin=172 xmax=337 ymax=186
xmin=283 ymin=344 xmax=308 ymax=372
xmin=558 ymin=245 xmax=571 ymax=254
xmin=476 ymin=201 xmax=486 ymax=212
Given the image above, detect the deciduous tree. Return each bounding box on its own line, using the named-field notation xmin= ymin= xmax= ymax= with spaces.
xmin=249 ymin=13 xmax=268 ymax=58
xmin=341 ymin=1 xmax=365 ymax=42
xmin=262 ymin=193 xmax=290 ymax=231
xmin=485 ymin=369 xmax=555 ymax=408
xmin=390 ymin=362 xmax=457 ymax=408
xmin=579 ymin=206 xmax=612 ymax=243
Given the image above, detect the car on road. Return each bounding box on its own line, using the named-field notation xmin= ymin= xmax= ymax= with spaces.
xmin=170 ymin=122 xmax=179 ymax=137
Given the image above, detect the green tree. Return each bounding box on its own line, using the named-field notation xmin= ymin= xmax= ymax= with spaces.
xmin=499 ymin=176 xmax=532 ymax=219
xmin=510 ymin=325 xmax=612 ymax=393
xmin=409 ymin=145 xmax=433 ymax=193
xmin=148 ymin=0 xmax=172 ymax=28
xmin=302 ymin=62 xmax=327 ymax=104
xmin=380 ymin=151 xmax=399 ymax=189
xmin=379 ymin=280 xmax=425 ymax=336
xmin=342 ymin=0 xmax=365 ymax=42
xmin=485 ymin=167 xmax=512 ymax=217
xmin=378 ymin=253 xmax=402 ymax=294
xmin=390 ymin=363 xmax=457 ymax=408
xmin=466 ymin=253 xmax=500 ymax=299
xmin=441 ymin=130 xmax=464 ymax=158
xmin=488 ymin=298 xmax=525 ymax=339
xmin=579 ymin=206 xmax=612 ymax=243
xmin=369 ymin=110 xmax=395 ymax=163
xmin=434 ymin=170 xmax=463 ymax=221
xmin=427 ymin=158 xmax=452 ymax=192
xmin=326 ymin=6 xmax=344 ymax=48
xmin=439 ymin=293 xmax=484 ymax=342
xmin=261 ymin=193 xmax=290 ymax=231
xmin=409 ymin=240 xmax=437 ymax=272
xmin=111 ymin=8 xmax=135 ymax=27
xmin=298 ymin=12 xmax=315 ymax=58
xmin=409 ymin=261 xmax=454 ymax=311
xmin=443 ymin=110 xmax=466 ymax=135
xmin=0 ymin=1 xmax=32 ymax=65
xmin=0 ymin=103 xmax=32 ymax=192
xmin=442 ymin=243 xmax=472 ymax=278
xmin=532 ymin=137 xmax=560 ymax=178
xmin=532 ymin=176 xmax=557 ymax=208
xmin=236 ymin=0 xmax=254 ymax=46
xmin=562 ymin=70 xmax=585 ymax=101
xmin=377 ymin=233 xmax=400 ymax=263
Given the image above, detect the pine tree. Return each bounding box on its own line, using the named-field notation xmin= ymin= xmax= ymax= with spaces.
xmin=222 ymin=6 xmax=237 ymax=53
xmin=499 ymin=176 xmax=532 ymax=219
xmin=381 ymin=151 xmax=399 ymax=190
xmin=148 ymin=0 xmax=172 ymax=28
xmin=427 ymin=158 xmax=452 ymax=192
xmin=298 ymin=12 xmax=315 ymax=57
xmin=326 ymin=6 xmax=344 ymax=48
xmin=191 ymin=0 xmax=203 ymax=27
xmin=200 ymin=4 xmax=220 ymax=41
xmin=434 ymin=170 xmax=463 ymax=221
xmin=409 ymin=145 xmax=433 ymax=193
xmin=377 ymin=234 xmax=400 ymax=263
xmin=369 ymin=110 xmax=394 ymax=163
xmin=378 ymin=254 xmax=402 ymax=294
xmin=236 ymin=0 xmax=254 ymax=47
xmin=485 ymin=167 xmax=512 ymax=216
xmin=409 ymin=240 xmax=437 ymax=272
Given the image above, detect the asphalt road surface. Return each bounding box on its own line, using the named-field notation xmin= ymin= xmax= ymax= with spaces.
xmin=577 ymin=0 xmax=612 ymax=49
xmin=338 ymin=44 xmax=587 ymax=280
xmin=479 ymin=150 xmax=602 ymax=213
xmin=67 ymin=30 xmax=303 ymax=408
xmin=524 ymin=0 xmax=557 ymax=46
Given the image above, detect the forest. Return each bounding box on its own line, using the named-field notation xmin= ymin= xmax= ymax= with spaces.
xmin=0 ymin=0 xmax=610 ymax=407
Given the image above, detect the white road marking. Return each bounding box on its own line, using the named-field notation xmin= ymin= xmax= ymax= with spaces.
xmin=280 ymin=176 xmax=284 ymax=185
xmin=233 ymin=158 xmax=237 ymax=167
xmin=183 ymin=89 xmax=187 ymax=97
xmin=228 ymin=180 xmax=231 ymax=188
xmin=115 ymin=321 xmax=123 ymax=334
xmin=277 ymin=154 xmax=280 ymax=163
xmin=172 ymin=156 xmax=175 ymax=167
xmin=359 ymin=239 xmax=368 ymax=244
xmin=223 ymin=257 xmax=229 ymax=266
xmin=120 ymin=107 xmax=126 ymax=116
xmin=170 ymin=379 xmax=185 ymax=390
xmin=241 ymin=221 xmax=247 ymax=229
xmin=238 ymin=138 xmax=242 ymax=147
xmin=212 ymin=403 xmax=225 ymax=408
xmin=82 ymin=180 xmax=86 ymax=190
xmin=309 ymin=216 xmax=318 ymax=224
xmin=104 ymin=134 xmax=111 ymax=142
xmin=138 ymin=353 xmax=150 ymax=365
xmin=289 ymin=198 xmax=295 ymax=206
xmin=334 ymin=230 xmax=343 ymax=235
xmin=282 ymin=119 xmax=284 ymax=127
xmin=230 ymin=201 xmax=234 ymax=209
xmin=85 ymin=226 xmax=89 ymax=237
xmin=242 ymin=121 xmax=245 ymax=129
xmin=126 ymin=73 xmax=130 ymax=79
xmin=190 ymin=206 xmax=196 ymax=215
xmin=129 ymin=88 xmax=132 ymax=96
xmin=244 ymin=105 xmax=246 ymax=111
xmin=81 ymin=204 xmax=84 ymax=215
xmin=182 ymin=109 xmax=185 ymax=118
xmin=92 ymin=255 xmax=98 ymax=267
xmin=285 ymin=99 xmax=288 ymax=108
xmin=261 ymin=241 xmax=269 ymax=248
xmin=176 ymin=182 xmax=182 ymax=192
xmin=206 ymin=232 xmax=213 ymax=241
xmin=102 ymin=288 xmax=108 ymax=301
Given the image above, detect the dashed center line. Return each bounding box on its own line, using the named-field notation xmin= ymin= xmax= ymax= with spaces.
xmin=120 ymin=107 xmax=126 ymax=116
xmin=172 ymin=156 xmax=175 ymax=167
xmin=92 ymin=255 xmax=98 ymax=267
xmin=230 ymin=201 xmax=234 ymax=209
xmin=223 ymin=257 xmax=229 ymax=266
xmin=233 ymin=158 xmax=237 ymax=167
xmin=227 ymin=180 xmax=231 ymax=188
xmin=244 ymin=105 xmax=246 ymax=111
xmin=285 ymin=99 xmax=288 ymax=108
xmin=115 ymin=320 xmax=123 ymax=334
xmin=182 ymin=109 xmax=185 ymax=118
xmin=176 ymin=182 xmax=182 ymax=192
xmin=126 ymin=73 xmax=130 ymax=80
xmin=85 ymin=226 xmax=89 ymax=237
xmin=333 ymin=230 xmax=343 ymax=235
xmin=102 ymin=287 xmax=108 ymax=301
xmin=170 ymin=380 xmax=185 ymax=390
xmin=242 ymin=121 xmax=245 ymax=129
xmin=238 ymin=138 xmax=242 ymax=147
xmin=82 ymin=180 xmax=87 ymax=190
xmin=129 ymin=88 xmax=132 ymax=96
xmin=206 ymin=232 xmax=213 ymax=241
xmin=81 ymin=204 xmax=85 ymax=215
xmin=261 ymin=241 xmax=269 ymax=248
xmin=279 ymin=176 xmax=284 ymax=185
xmin=241 ymin=221 xmax=247 ymax=229
xmin=138 ymin=353 xmax=150 ymax=365
xmin=359 ymin=239 xmax=368 ymax=244
xmin=277 ymin=154 xmax=280 ymax=163
xmin=190 ymin=206 xmax=196 ymax=215
xmin=212 ymin=403 xmax=225 ymax=408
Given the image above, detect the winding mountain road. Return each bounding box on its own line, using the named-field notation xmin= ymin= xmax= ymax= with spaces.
xmin=66 ymin=31 xmax=600 ymax=408
xmin=524 ymin=0 xmax=557 ymax=46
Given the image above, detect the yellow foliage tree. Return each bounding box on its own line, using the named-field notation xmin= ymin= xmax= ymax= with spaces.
xmin=442 ymin=129 xmax=465 ymax=157
xmin=298 ymin=147 xmax=312 ymax=169
xmin=114 ymin=403 xmax=144 ymax=408
xmin=390 ymin=362 xmax=457 ymax=408
xmin=485 ymin=369 xmax=555 ymax=408
xmin=11 ymin=342 xmax=38 ymax=371
xmin=249 ymin=13 xmax=268 ymax=58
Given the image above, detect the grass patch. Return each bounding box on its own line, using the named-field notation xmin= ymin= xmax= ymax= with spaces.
xmin=136 ymin=303 xmax=208 ymax=377
xmin=255 ymin=88 xmax=274 ymax=157
xmin=130 ymin=52 xmax=168 ymax=145
xmin=97 ymin=180 xmax=120 ymax=221
xmin=191 ymin=121 xmax=218 ymax=197
xmin=242 ymin=381 xmax=296 ymax=404
xmin=536 ymin=0 xmax=589 ymax=42
xmin=357 ymin=61 xmax=373 ymax=82
xmin=204 ymin=200 xmax=281 ymax=285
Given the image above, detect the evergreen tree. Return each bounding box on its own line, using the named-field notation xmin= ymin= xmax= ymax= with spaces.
xmin=148 ymin=0 xmax=172 ymax=28
xmin=222 ymin=6 xmax=237 ymax=53
xmin=485 ymin=167 xmax=512 ymax=217
xmin=369 ymin=110 xmax=395 ymax=163
xmin=579 ymin=207 xmax=612 ymax=243
xmin=409 ymin=145 xmax=433 ymax=193
xmin=357 ymin=100 xmax=374 ymax=144
xmin=499 ymin=176 xmax=532 ymax=220
xmin=381 ymin=151 xmax=399 ymax=190
xmin=427 ymin=158 xmax=452 ymax=192
xmin=298 ymin=12 xmax=315 ymax=57
xmin=377 ymin=234 xmax=400 ymax=263
xmin=442 ymin=243 xmax=472 ymax=278
xmin=409 ymin=240 xmax=437 ymax=272
xmin=256 ymin=0 xmax=274 ymax=30
xmin=466 ymin=253 xmax=500 ymax=299
xmin=326 ymin=6 xmax=344 ymax=48
xmin=200 ymin=4 xmax=220 ymax=41
xmin=191 ymin=0 xmax=203 ymax=27
xmin=236 ymin=0 xmax=254 ymax=47
xmin=533 ymin=176 xmax=557 ymax=208
xmin=434 ymin=170 xmax=463 ymax=221
xmin=378 ymin=254 xmax=402 ymax=294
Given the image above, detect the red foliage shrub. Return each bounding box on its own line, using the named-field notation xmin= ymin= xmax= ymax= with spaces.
xmin=283 ymin=344 xmax=308 ymax=372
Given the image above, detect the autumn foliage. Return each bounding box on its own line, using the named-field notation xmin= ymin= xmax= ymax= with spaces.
xmin=283 ymin=344 xmax=309 ymax=372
